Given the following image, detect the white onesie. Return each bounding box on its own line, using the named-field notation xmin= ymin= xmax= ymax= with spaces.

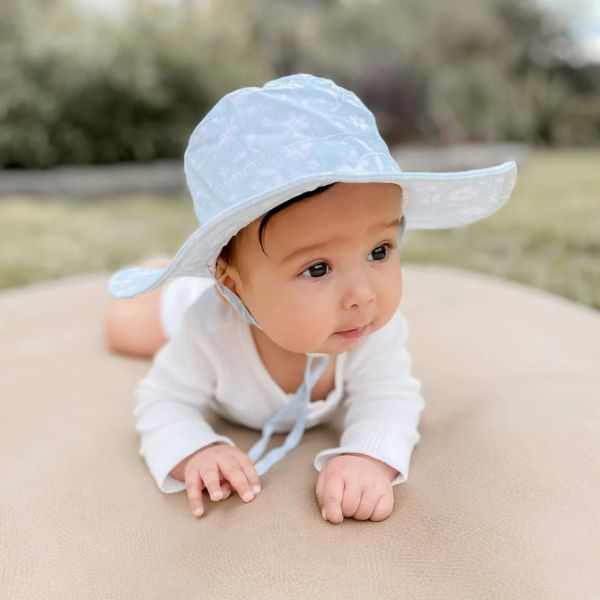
xmin=135 ymin=276 xmax=425 ymax=493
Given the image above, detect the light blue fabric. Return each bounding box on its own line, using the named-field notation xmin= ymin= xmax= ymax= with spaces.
xmin=107 ymin=72 xmax=517 ymax=477
xmin=248 ymin=353 xmax=329 ymax=477
xmin=107 ymin=73 xmax=517 ymax=300
xmin=214 ymin=280 xmax=262 ymax=329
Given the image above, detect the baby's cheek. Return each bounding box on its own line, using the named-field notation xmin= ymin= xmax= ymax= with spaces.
xmin=386 ymin=264 xmax=403 ymax=305
xmin=374 ymin=276 xmax=402 ymax=329
xmin=284 ymin=313 xmax=329 ymax=352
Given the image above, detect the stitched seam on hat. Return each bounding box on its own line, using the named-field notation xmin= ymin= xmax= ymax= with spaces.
xmin=199 ymin=151 xmax=402 ymax=247
xmin=212 ymin=132 xmax=389 ymax=194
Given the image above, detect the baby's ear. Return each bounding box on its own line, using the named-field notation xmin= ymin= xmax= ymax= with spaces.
xmin=213 ymin=257 xmax=239 ymax=305
xmin=214 ymin=284 xmax=229 ymax=306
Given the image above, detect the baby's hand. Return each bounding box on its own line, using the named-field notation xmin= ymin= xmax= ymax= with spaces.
xmin=182 ymin=442 xmax=262 ymax=518
xmin=316 ymin=454 xmax=395 ymax=524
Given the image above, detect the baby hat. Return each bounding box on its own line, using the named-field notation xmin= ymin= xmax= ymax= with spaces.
xmin=108 ymin=72 xmax=517 ymax=300
xmin=107 ymin=72 xmax=518 ymax=478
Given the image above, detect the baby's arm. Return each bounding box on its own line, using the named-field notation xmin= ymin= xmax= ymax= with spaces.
xmin=313 ymin=307 xmax=425 ymax=486
xmin=133 ymin=307 xmax=235 ymax=494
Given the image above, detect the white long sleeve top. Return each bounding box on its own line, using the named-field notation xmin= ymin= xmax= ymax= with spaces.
xmin=134 ymin=281 xmax=425 ymax=494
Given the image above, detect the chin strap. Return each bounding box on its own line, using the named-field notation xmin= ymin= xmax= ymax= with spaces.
xmin=248 ymin=352 xmax=329 ymax=476
xmin=214 ymin=279 xmax=263 ymax=329
xmin=211 ymin=275 xmax=329 ymax=476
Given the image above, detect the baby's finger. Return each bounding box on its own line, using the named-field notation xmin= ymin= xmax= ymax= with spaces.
xmin=315 ymin=470 xmax=325 ymax=509
xmin=219 ymin=459 xmax=255 ymax=503
xmin=220 ymin=481 xmax=233 ymax=499
xmin=200 ymin=463 xmax=225 ymax=502
xmin=236 ymin=452 xmax=262 ymax=495
xmin=322 ymin=476 xmax=345 ymax=523
xmin=369 ymin=491 xmax=394 ymax=522
xmin=186 ymin=469 xmax=205 ymax=517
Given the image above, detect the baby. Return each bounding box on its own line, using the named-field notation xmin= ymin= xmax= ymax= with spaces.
xmin=106 ymin=73 xmax=517 ymax=524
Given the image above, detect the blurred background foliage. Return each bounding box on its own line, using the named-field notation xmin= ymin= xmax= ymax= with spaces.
xmin=1 ymin=0 xmax=599 ymax=168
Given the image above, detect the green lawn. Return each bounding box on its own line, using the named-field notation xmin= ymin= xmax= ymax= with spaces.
xmin=1 ymin=147 xmax=599 ymax=311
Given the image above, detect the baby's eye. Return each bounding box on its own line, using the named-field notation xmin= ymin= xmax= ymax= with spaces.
xmin=368 ymin=244 xmax=390 ymax=262
xmin=300 ymin=262 xmax=330 ymax=279
xmin=299 ymin=242 xmax=397 ymax=279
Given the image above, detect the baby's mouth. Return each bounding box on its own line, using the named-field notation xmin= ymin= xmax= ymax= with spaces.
xmin=333 ymin=322 xmax=371 ymax=339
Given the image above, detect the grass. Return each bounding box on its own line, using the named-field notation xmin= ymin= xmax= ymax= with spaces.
xmin=0 ymin=147 xmax=599 ymax=311
xmin=404 ymin=147 xmax=600 ymax=311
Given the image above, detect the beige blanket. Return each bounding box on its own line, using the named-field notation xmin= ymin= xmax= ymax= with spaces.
xmin=2 ymin=265 xmax=599 ymax=599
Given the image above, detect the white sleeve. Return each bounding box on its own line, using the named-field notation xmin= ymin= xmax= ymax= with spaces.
xmin=133 ymin=305 xmax=235 ymax=494
xmin=313 ymin=307 xmax=425 ymax=486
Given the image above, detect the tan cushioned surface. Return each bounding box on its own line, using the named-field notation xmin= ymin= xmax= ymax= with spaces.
xmin=1 ymin=265 xmax=599 ymax=599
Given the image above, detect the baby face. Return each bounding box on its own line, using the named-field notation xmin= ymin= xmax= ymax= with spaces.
xmin=217 ymin=182 xmax=404 ymax=355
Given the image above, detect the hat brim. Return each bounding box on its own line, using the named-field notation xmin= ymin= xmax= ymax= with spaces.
xmin=108 ymin=160 xmax=517 ymax=299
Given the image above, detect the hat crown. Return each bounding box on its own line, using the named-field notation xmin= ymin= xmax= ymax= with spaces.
xmin=183 ymin=73 xmax=396 ymax=225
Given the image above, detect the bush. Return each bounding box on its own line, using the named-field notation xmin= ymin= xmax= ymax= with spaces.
xmin=1 ymin=0 xmax=597 ymax=168
xmin=0 ymin=0 xmax=273 ymax=167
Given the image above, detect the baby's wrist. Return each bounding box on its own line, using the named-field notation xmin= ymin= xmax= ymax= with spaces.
xmin=342 ymin=452 xmax=399 ymax=481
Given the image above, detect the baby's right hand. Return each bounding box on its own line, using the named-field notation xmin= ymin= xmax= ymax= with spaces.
xmin=182 ymin=442 xmax=261 ymax=518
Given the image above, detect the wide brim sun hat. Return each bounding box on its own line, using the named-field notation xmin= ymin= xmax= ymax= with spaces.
xmin=107 ymin=72 xmax=517 ymax=301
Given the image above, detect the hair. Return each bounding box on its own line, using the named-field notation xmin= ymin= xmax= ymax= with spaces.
xmin=214 ymin=182 xmax=337 ymax=281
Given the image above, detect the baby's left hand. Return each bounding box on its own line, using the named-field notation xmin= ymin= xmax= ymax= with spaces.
xmin=316 ymin=453 xmax=397 ymax=523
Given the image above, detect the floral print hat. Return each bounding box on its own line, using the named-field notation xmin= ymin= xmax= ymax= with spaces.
xmin=108 ymin=72 xmax=517 ymax=301
xmin=107 ymin=73 xmax=518 ymax=477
